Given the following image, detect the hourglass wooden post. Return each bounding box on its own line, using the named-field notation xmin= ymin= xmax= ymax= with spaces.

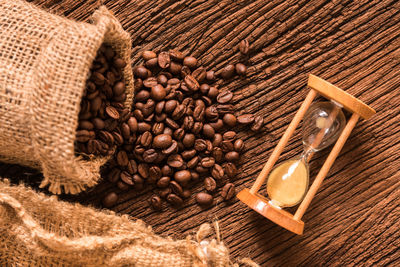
xmin=237 ymin=74 xmax=376 ymax=235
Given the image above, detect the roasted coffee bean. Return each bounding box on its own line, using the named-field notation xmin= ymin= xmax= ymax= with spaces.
xmin=161 ymin=165 xmax=173 ymax=176
xmin=169 ymin=61 xmax=182 ymax=75
xmin=143 ymin=77 xmax=158 ymax=88
xmin=167 ymin=193 xmax=183 ymax=207
xmin=212 ymin=134 xmax=223 ymax=147
xmin=202 ymin=124 xmax=215 ymax=139
xmin=133 ymin=174 xmax=144 ymax=185
xmin=165 ymin=118 xmax=179 ymax=129
xmin=235 ymin=63 xmax=247 ymax=76
xmin=251 ymin=115 xmax=264 ymax=132
xmin=138 ymin=163 xmax=149 ymax=179
xmin=92 ymin=118 xmax=105 ymax=130
xmin=192 ymin=122 xmax=203 ymax=134
xmin=170 ymin=180 xmax=183 ymax=196
xmin=192 ymin=67 xmax=206 ymax=83
xmin=195 ymin=192 xmax=213 ymax=207
xmin=204 ymin=106 xmax=218 ymax=121
xmin=183 ymin=116 xmax=194 ymax=131
xmin=187 ymin=156 xmax=200 ymax=169
xmin=107 ymin=168 xmax=121 ymax=183
xmin=184 ymin=75 xmax=200 ymax=91
xmin=221 ymin=64 xmax=235 ymax=80
xmin=142 ymin=50 xmax=157 ymax=61
xmin=172 ymin=104 xmax=186 ymax=120
xmin=225 ymin=151 xmax=239 ymax=162
xmin=105 ymin=106 xmax=120 ymax=120
xmin=237 ymin=114 xmax=255 ymax=124
xmin=140 ymin=131 xmax=153 ymax=147
xmin=133 ymin=109 xmax=144 ymax=121
xmin=209 ymin=119 xmax=224 ymax=132
xmin=174 ymin=170 xmax=191 ymax=185
xmin=116 ymin=150 xmax=129 ymax=167
xmin=134 ymin=78 xmax=144 ymax=90
xmin=152 ymin=122 xmax=165 ymax=135
xmin=223 ymin=114 xmax=236 ymax=127
xmin=127 ymin=159 xmax=138 ymax=175
xmin=234 ymin=139 xmax=245 ymax=152
xmin=134 ymin=66 xmax=149 ymax=79
xmin=102 ymin=192 xmax=118 ymax=208
xmin=194 ymin=139 xmax=207 ymax=152
xmin=239 ymin=39 xmax=249 ymax=55
xmin=164 ymin=99 xmax=178 ymax=113
xmin=221 ymin=183 xmax=235 ymax=201
xmin=211 ymin=164 xmax=224 ymax=180
xmin=190 ymin=171 xmax=200 ymax=181
xmin=181 ymin=149 xmax=197 ymax=160
xmin=113 ymin=58 xmax=126 ymax=69
xmin=196 ymin=165 xmax=209 ymax=174
xmin=183 ymin=56 xmax=197 ymax=69
xmin=145 ymin=58 xmax=158 ymax=69
xmin=180 ymin=65 xmax=191 ymax=77
xmin=206 ymin=70 xmax=215 ymax=81
xmin=138 ymin=122 xmax=151 ymax=132
xmin=173 ymin=128 xmax=185 ymax=141
xmin=157 ymin=75 xmax=168 ymax=86
xmin=223 ymin=162 xmax=237 ymax=179
xmin=159 ymin=187 xmax=172 ymax=199
xmin=162 ymin=140 xmax=178 ymax=155
xmin=117 ymin=180 xmax=130 ymax=191
xmin=157 ymin=176 xmax=170 ymax=188
xmin=221 ymin=140 xmax=234 ymax=152
xmin=193 ymin=105 xmax=205 ymax=122
xmin=153 ymin=134 xmax=172 ymax=149
xmin=158 ymin=51 xmax=170 ymax=68
xmin=182 ymin=189 xmax=191 ymax=199
xmin=167 ymin=154 xmax=184 ymax=168
xmin=201 ymin=157 xmax=215 ymax=168
xmin=76 ymin=130 xmax=91 ymax=142
xmin=120 ymin=123 xmax=130 ymax=139
xmin=150 ymin=195 xmax=162 ymax=210
xmin=200 ymin=84 xmax=210 ymax=95
xmin=217 ymin=90 xmax=233 ymax=104
xmin=216 ymin=104 xmax=234 ymax=114
xmin=204 ymin=177 xmax=217 ymax=192
xmin=151 ymin=84 xmax=166 ymax=101
xmin=223 ymin=131 xmax=236 ymax=141
xmin=169 ymin=50 xmax=185 ymax=62
xmin=182 ymin=133 xmax=195 ymax=148
xmin=143 ymin=149 xmax=158 ymax=163
xmin=79 ymin=120 xmax=94 ymax=130
xmin=120 ymin=171 xmax=134 ymax=186
xmin=149 ymin=166 xmax=162 ymax=181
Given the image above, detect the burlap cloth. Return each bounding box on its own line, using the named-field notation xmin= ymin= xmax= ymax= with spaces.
xmin=0 ymin=0 xmax=134 ymax=194
xmin=0 ymin=179 xmax=232 ymax=266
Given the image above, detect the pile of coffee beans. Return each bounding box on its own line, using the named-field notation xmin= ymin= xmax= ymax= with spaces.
xmin=75 ymin=44 xmax=129 ymax=156
xmin=77 ymin=42 xmax=264 ymax=210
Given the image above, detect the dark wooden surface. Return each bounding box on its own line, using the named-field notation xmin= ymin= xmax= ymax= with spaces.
xmin=3 ymin=0 xmax=400 ymax=266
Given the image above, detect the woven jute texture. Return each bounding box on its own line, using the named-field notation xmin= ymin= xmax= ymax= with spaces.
xmin=0 ymin=0 xmax=134 ymax=195
xmin=0 ymin=179 xmax=231 ymax=266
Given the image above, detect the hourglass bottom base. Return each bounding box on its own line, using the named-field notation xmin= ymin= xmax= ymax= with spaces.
xmin=237 ymin=188 xmax=304 ymax=235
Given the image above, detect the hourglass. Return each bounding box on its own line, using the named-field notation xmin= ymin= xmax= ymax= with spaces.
xmin=237 ymin=74 xmax=375 ymax=235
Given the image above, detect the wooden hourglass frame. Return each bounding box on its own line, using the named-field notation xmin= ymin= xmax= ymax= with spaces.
xmin=237 ymin=74 xmax=376 ymax=235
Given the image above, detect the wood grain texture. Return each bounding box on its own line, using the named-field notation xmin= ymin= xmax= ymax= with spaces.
xmin=2 ymin=0 xmax=400 ymax=266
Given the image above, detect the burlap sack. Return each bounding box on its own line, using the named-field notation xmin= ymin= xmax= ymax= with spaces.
xmin=0 ymin=179 xmax=231 ymax=266
xmin=0 ymin=0 xmax=134 ymax=194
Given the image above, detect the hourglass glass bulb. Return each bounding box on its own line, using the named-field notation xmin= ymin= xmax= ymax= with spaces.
xmin=302 ymin=101 xmax=346 ymax=153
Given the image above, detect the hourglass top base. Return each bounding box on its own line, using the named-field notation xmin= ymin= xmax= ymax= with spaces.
xmin=308 ymin=74 xmax=376 ymax=120
xmin=237 ymin=188 xmax=304 ymax=235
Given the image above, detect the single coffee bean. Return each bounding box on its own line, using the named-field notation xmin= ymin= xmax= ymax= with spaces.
xmin=151 ymin=84 xmax=166 ymax=101
xmin=135 ymin=90 xmax=150 ymax=102
xmin=207 ymin=87 xmax=219 ymax=99
xmin=134 ymin=66 xmax=149 ymax=79
xmin=187 ymin=156 xmax=200 ymax=169
xmin=107 ymin=168 xmax=121 ymax=183
xmin=192 ymin=122 xmax=203 ymax=134
xmin=143 ymin=77 xmax=158 ymax=88
xmin=195 ymin=192 xmax=213 ymax=207
xmin=216 ymin=104 xmax=234 ymax=114
xmin=167 ymin=154 xmax=184 ymax=168
xmin=152 ymin=122 xmax=165 ymax=135
xmin=153 ymin=134 xmax=173 ymax=149
xmin=173 ymin=128 xmax=185 ymax=141
xmin=172 ymin=104 xmax=186 ymax=120
xmin=234 ymin=139 xmax=245 ymax=152
xmin=145 ymin=58 xmax=158 ymax=69
xmin=169 ymin=50 xmax=185 ymax=62
xmin=200 ymin=84 xmax=210 ymax=95
xmin=182 ymin=189 xmax=191 ymax=199
xmin=164 ymin=99 xmax=178 ymax=114
xmin=193 ymin=105 xmax=205 ymax=122
xmin=237 ymin=114 xmax=255 ymax=124
xmin=116 ymin=150 xmax=129 ymax=167
xmin=113 ymin=81 xmax=125 ymax=96
xmin=142 ymin=50 xmax=157 ymax=60
xmin=183 ymin=56 xmax=197 ymax=69
xmin=201 ymin=157 xmax=215 ymax=168
xmin=157 ymin=176 xmax=170 ymax=188
xmin=223 ymin=113 xmax=236 ymax=127
xmin=157 ymin=75 xmax=168 ymax=86
xmin=162 ymin=140 xmax=178 ymax=155
xmin=184 ymin=75 xmax=200 ymax=91
xmin=194 ymin=139 xmax=207 ymax=152
xmin=223 ymin=162 xmax=237 ymax=179
xmin=76 ymin=130 xmax=91 ymax=142
xmin=181 ymin=149 xmax=197 ymax=160
xmin=161 ymin=165 xmax=173 ymax=176
xmin=167 ymin=193 xmax=183 ymax=207
xmin=163 ymin=127 xmax=173 ymax=135
xmin=158 ymin=51 xmax=170 ymax=68
xmin=202 ymin=124 xmax=215 ymax=139
xmin=182 ymin=133 xmax=195 ymax=148
xmin=149 ymin=166 xmax=162 ymax=181
xmin=205 ymin=106 xmax=219 ymax=121
xmin=217 ymin=90 xmax=233 ymax=104
xmin=212 ymin=134 xmax=223 ymax=147
xmin=78 ymin=120 xmax=94 ymax=130
xmin=174 ymin=170 xmax=191 ymax=185
xmin=133 ymin=109 xmax=144 ymax=121
xmin=235 ymin=63 xmax=247 ymax=76
xmin=196 ymin=165 xmax=209 ymax=174
xmin=239 ymin=39 xmax=249 ymax=55
xmin=113 ymin=58 xmax=126 ymax=69
xmin=220 ymin=64 xmax=235 ymax=80
xmin=211 ymin=164 xmax=224 ymax=180
xmin=121 ymin=123 xmax=131 ymax=139
xmin=150 ymin=195 xmax=162 ymax=210
xmin=127 ymin=159 xmax=138 ymax=175
xmin=92 ymin=118 xmax=105 ymax=130
xmin=204 ymin=177 xmax=217 ymax=192
xmin=105 ymin=106 xmax=120 ymax=120
xmin=102 ymin=192 xmax=118 ymax=208
xmin=140 ymin=131 xmax=153 ymax=147
xmin=117 ymin=180 xmax=130 ymax=191
xmin=183 ymin=116 xmax=194 ymax=131
xmin=251 ymin=115 xmax=264 ymax=132
xmin=120 ymin=171 xmax=134 ymax=186
xmin=206 ymin=70 xmax=215 ymax=81
xmin=143 ymin=149 xmax=158 ymax=163
xmin=209 ymin=119 xmax=224 ymax=132
xmin=225 ymin=151 xmax=240 ymax=162
xmin=190 ymin=171 xmax=200 ymax=181
xmin=192 ymin=67 xmax=206 ymax=83
xmin=223 ymin=131 xmax=236 ymax=141
xmin=169 ymin=61 xmax=182 ymax=75
xmin=221 ymin=183 xmax=235 ymax=201
xmin=170 ymin=180 xmax=183 ymax=196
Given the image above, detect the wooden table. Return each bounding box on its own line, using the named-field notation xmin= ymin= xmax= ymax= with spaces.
xmin=3 ymin=0 xmax=400 ymax=265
